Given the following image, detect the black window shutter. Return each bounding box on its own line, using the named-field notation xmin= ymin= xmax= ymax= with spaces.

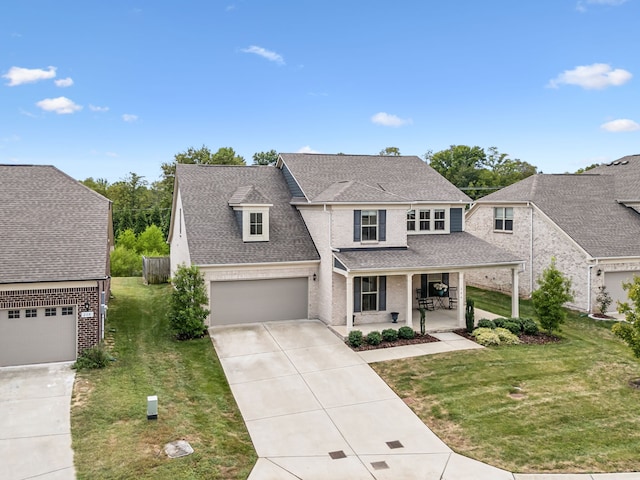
xmin=378 ymin=276 xmax=386 ymax=311
xmin=378 ymin=210 xmax=386 ymax=241
xmin=354 ymin=210 xmax=361 ymax=242
xmin=442 ymin=273 xmax=449 ymax=292
xmin=354 ymin=277 xmax=361 ymax=312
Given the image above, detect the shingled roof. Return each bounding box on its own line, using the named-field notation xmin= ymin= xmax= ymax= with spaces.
xmin=476 ymin=171 xmax=640 ymax=259
xmin=583 ymin=154 xmax=640 ymax=202
xmin=0 ymin=165 xmax=112 ymax=284
xmin=334 ymin=232 xmax=522 ymax=271
xmin=175 ymin=164 xmax=319 ymax=265
xmin=279 ymin=154 xmax=471 ymax=203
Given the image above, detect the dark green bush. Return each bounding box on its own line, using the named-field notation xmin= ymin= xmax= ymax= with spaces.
xmin=73 ymin=344 xmax=112 ymax=370
xmin=348 ymin=330 xmax=364 ymax=347
xmin=398 ymin=326 xmax=415 ymax=339
xmin=477 ymin=319 xmax=496 ymax=329
xmin=382 ymin=328 xmax=398 ymax=342
xmin=502 ymin=321 xmax=522 ymax=335
xmin=522 ymin=318 xmax=540 ymax=335
xmin=366 ymin=331 xmax=382 ymax=346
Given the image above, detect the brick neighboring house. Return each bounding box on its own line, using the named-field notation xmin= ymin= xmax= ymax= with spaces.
xmin=0 ymin=165 xmax=113 ymax=367
xmin=169 ymin=154 xmax=523 ymax=331
xmin=465 ymin=155 xmax=640 ymax=313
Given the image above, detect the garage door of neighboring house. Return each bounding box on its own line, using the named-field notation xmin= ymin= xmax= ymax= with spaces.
xmin=605 ymin=271 xmax=639 ymax=311
xmin=0 ymin=307 xmax=76 ymax=367
xmin=210 ymin=278 xmax=308 ymax=325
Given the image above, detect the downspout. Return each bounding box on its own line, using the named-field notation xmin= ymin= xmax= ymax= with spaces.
xmin=529 ymin=202 xmax=534 ymax=296
xmin=587 ymin=265 xmax=593 ymax=314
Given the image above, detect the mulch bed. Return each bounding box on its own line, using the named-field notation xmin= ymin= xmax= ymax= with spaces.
xmin=349 ymin=333 xmax=439 ymax=351
xmin=453 ymin=328 xmax=562 ymax=345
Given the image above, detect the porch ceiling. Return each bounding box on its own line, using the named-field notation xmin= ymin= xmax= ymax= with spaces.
xmin=333 ymin=232 xmax=523 ymax=273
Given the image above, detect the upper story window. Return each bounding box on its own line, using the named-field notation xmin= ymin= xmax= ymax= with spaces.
xmin=434 ymin=209 xmax=446 ymax=230
xmin=361 ymin=210 xmax=378 ymax=241
xmin=494 ymin=207 xmax=513 ymax=232
xmin=249 ymin=212 xmax=263 ymax=236
xmin=407 ymin=210 xmax=416 ymax=231
xmin=419 ymin=210 xmax=430 ymax=231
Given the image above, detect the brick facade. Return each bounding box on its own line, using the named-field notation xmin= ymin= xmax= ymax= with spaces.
xmin=0 ymin=284 xmax=102 ymax=354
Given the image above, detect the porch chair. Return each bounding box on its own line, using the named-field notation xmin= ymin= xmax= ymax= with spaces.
xmin=448 ymin=287 xmax=457 ymax=309
xmin=418 ymin=297 xmax=435 ymax=311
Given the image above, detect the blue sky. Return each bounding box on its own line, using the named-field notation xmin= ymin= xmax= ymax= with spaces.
xmin=2 ymin=0 xmax=639 ymax=184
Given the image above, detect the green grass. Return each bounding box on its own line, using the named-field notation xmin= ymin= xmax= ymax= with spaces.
xmin=71 ymin=278 xmax=256 ymax=479
xmin=373 ymin=286 xmax=640 ymax=473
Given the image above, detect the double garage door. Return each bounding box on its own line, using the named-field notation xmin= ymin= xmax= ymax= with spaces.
xmin=605 ymin=271 xmax=639 ymax=310
xmin=210 ymin=278 xmax=308 ymax=325
xmin=0 ymin=307 xmax=76 ymax=367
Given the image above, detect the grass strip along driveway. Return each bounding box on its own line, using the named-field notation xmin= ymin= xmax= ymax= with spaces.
xmin=71 ymin=278 xmax=256 ymax=479
xmin=373 ymin=287 xmax=640 ymax=474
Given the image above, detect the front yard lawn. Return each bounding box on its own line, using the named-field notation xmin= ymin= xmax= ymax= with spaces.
xmin=373 ymin=287 xmax=640 ymax=474
xmin=71 ymin=277 xmax=256 ymax=479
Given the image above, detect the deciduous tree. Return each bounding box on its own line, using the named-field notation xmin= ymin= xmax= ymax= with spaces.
xmin=252 ymin=149 xmax=279 ymax=165
xmin=611 ymin=276 xmax=640 ymax=357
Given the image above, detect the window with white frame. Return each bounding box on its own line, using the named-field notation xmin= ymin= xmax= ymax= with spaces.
xmin=494 ymin=207 xmax=513 ymax=231
xmin=249 ymin=212 xmax=263 ymax=236
xmin=361 ymin=276 xmax=378 ymax=311
xmin=434 ymin=209 xmax=446 ymax=230
xmin=361 ymin=210 xmax=378 ymax=241
xmin=419 ymin=210 xmax=430 ymax=231
xmin=407 ymin=210 xmax=416 ymax=231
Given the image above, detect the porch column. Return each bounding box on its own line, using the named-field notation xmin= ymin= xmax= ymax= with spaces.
xmin=457 ymin=272 xmax=465 ymax=327
xmin=346 ymin=275 xmax=354 ymax=331
xmin=406 ymin=273 xmax=413 ymax=327
xmin=511 ymin=267 xmax=520 ymax=318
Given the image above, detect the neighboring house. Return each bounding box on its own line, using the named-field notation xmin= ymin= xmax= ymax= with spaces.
xmin=465 ymin=154 xmax=640 ymax=313
xmin=169 ymin=154 xmax=523 ymax=330
xmin=0 ymin=165 xmax=113 ymax=367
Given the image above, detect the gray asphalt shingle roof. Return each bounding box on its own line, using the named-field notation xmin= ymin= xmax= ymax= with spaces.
xmin=583 ymin=154 xmax=640 ymax=202
xmin=334 ymin=232 xmax=522 ymax=271
xmin=0 ymin=165 xmax=111 ymax=284
xmin=176 ymin=164 xmax=320 ymax=265
xmin=476 ymin=169 xmax=640 ymax=258
xmin=279 ymin=153 xmax=471 ymax=203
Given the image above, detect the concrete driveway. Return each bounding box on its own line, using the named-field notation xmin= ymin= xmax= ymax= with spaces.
xmin=0 ymin=363 xmax=76 ymax=480
xmin=210 ymin=319 xmax=512 ymax=480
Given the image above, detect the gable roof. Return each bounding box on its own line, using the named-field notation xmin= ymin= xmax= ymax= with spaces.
xmin=175 ymin=164 xmax=319 ymax=266
xmin=0 ymin=164 xmax=112 ymax=284
xmin=278 ymin=153 xmax=471 ymax=203
xmin=228 ymin=185 xmax=272 ymax=206
xmin=583 ymin=154 xmax=640 ymax=202
xmin=475 ymin=172 xmax=640 ymax=259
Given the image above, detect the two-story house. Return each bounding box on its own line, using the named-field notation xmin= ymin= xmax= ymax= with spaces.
xmin=169 ymin=154 xmax=523 ymax=332
xmin=465 ymin=155 xmax=640 ymax=313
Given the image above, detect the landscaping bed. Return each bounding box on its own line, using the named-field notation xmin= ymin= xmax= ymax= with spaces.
xmin=349 ymin=332 xmax=439 ymax=351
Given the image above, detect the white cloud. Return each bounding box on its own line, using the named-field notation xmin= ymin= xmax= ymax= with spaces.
xmin=577 ymin=0 xmax=628 ymax=11
xmin=600 ymin=118 xmax=640 ymax=132
xmin=36 ymin=96 xmax=82 ymax=114
xmin=297 ymin=145 xmax=320 ymax=154
xmin=122 ymin=114 xmax=138 ymax=122
xmin=371 ymin=112 xmax=412 ymax=127
xmin=547 ymin=63 xmax=632 ymax=89
xmin=241 ymin=45 xmax=285 ymax=65
xmin=89 ymin=104 xmax=109 ymax=112
xmin=3 ymin=66 xmax=56 ymax=86
xmin=54 ymin=77 xmax=74 ymax=87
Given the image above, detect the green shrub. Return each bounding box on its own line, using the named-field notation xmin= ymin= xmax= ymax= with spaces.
xmin=502 ymin=321 xmax=522 ymax=335
xmin=494 ymin=327 xmax=521 ymax=345
xmin=477 ymin=319 xmax=496 ymax=329
xmin=169 ymin=265 xmax=210 ymax=340
xmin=382 ymin=328 xmax=398 ymax=342
xmin=493 ymin=317 xmax=507 ymax=328
xmin=110 ymin=245 xmax=142 ymax=277
xmin=521 ymin=318 xmax=540 ymax=335
xmin=366 ymin=331 xmax=382 ymax=346
xmin=398 ymin=326 xmax=415 ymax=339
xmin=348 ymin=330 xmax=364 ymax=348
xmin=73 ymin=344 xmax=112 ymax=370
xmin=472 ymin=327 xmax=501 ymax=346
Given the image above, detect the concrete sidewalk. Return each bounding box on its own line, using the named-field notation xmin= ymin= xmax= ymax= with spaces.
xmin=0 ymin=362 xmax=76 ymax=480
xmin=210 ymin=320 xmax=513 ymax=479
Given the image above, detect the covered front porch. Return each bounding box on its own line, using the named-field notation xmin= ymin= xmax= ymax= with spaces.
xmin=330 ymin=304 xmax=502 ymax=339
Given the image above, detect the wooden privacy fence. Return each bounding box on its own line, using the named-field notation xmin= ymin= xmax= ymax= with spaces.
xmin=142 ymin=256 xmax=170 ymax=284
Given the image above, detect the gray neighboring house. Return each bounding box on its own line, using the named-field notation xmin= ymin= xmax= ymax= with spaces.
xmin=170 ymin=154 xmax=523 ymax=330
xmin=465 ymin=154 xmax=640 ymax=312
xmin=0 ymin=165 xmax=113 ymax=367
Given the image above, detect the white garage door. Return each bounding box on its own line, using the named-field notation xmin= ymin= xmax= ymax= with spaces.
xmin=605 ymin=271 xmax=639 ymax=310
xmin=0 ymin=307 xmax=76 ymax=367
xmin=210 ymin=278 xmax=308 ymax=325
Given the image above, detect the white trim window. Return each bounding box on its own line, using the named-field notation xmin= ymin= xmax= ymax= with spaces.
xmin=361 ymin=210 xmax=378 ymax=241
xmin=361 ymin=276 xmax=378 ymax=311
xmin=249 ymin=212 xmax=263 ymax=236
xmin=419 ymin=210 xmax=431 ymax=231
xmin=494 ymin=207 xmax=513 ymax=232
xmin=434 ymin=209 xmax=446 ymax=231
xmin=407 ymin=209 xmax=416 ymax=231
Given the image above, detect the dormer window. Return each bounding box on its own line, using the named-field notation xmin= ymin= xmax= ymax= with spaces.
xmin=250 ymin=212 xmax=263 ymax=236
xmin=228 ymin=185 xmax=272 ymax=242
